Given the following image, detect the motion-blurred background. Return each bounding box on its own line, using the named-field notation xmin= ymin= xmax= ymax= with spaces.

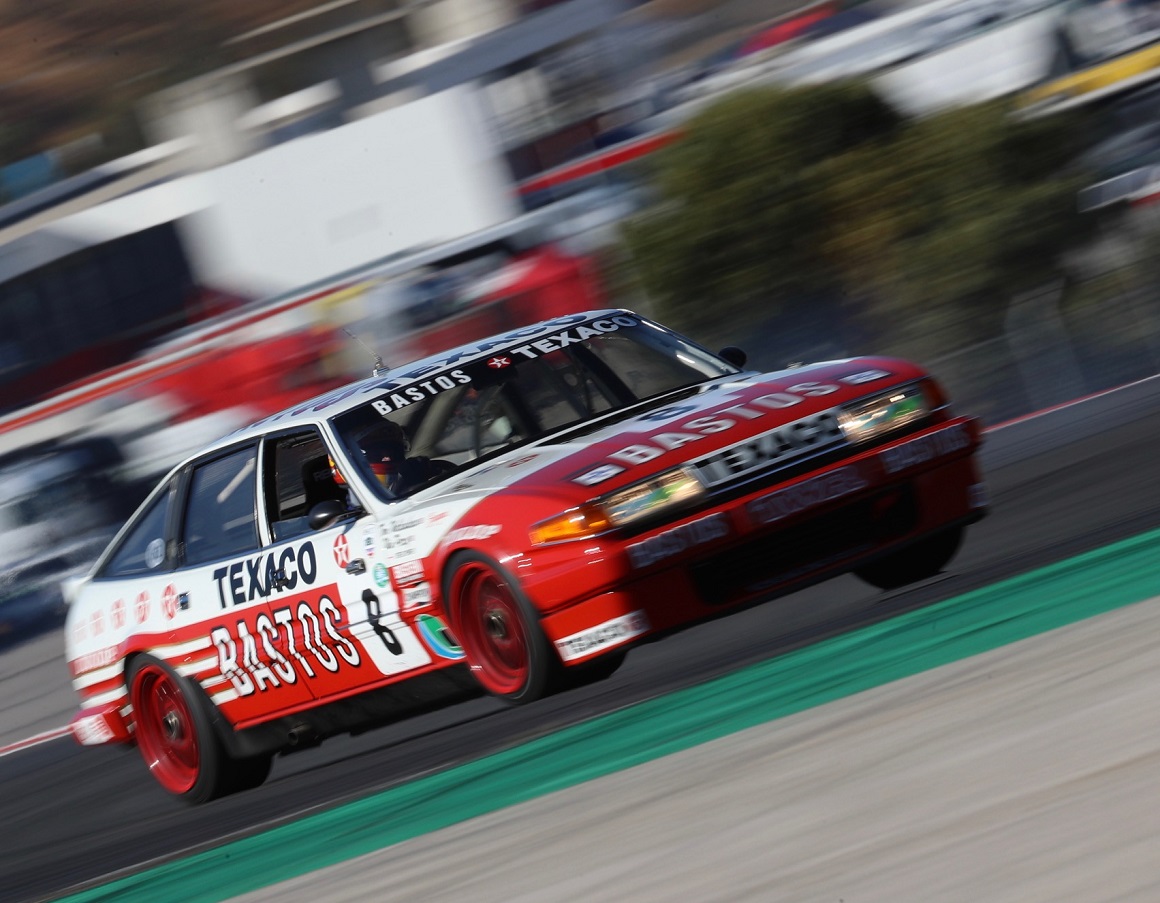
xmin=2 ymin=0 xmax=1159 ymax=644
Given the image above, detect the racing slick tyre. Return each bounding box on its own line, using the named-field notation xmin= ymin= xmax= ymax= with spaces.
xmin=224 ymin=753 xmax=274 ymax=795
xmin=854 ymin=526 xmax=964 ymax=591
xmin=561 ymin=649 xmax=626 ymax=689
xmin=128 ymin=654 xmax=270 ymax=803
xmin=444 ymin=551 xmax=562 ymax=704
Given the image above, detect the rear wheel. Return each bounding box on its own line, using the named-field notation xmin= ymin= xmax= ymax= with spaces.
xmin=854 ymin=526 xmax=964 ymax=590
xmin=128 ymin=654 xmax=270 ymax=802
xmin=444 ymin=552 xmax=560 ymax=703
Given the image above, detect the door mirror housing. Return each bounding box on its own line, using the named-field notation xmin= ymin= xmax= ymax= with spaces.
xmin=719 ymin=346 xmax=748 ymax=369
xmin=309 ymin=499 xmax=355 ymax=531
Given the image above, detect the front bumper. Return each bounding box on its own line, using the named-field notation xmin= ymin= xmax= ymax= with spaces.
xmin=536 ymin=418 xmax=986 ymax=663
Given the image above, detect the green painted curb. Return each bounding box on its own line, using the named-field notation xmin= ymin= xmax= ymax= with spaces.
xmin=64 ymin=528 xmax=1160 ymax=903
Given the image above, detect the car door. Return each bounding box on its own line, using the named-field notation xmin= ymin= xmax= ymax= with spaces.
xmin=176 ymin=443 xmax=316 ymax=726
xmin=258 ymin=427 xmax=433 ymax=704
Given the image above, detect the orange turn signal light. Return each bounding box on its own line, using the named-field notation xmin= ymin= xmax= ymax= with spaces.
xmin=528 ymin=504 xmax=612 ymax=546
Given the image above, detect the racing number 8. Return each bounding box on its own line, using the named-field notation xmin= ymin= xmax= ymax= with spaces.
xmin=363 ymin=589 xmax=403 ymax=655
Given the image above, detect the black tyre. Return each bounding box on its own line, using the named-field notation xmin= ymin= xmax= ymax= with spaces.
xmin=443 ymin=551 xmax=561 ymax=703
xmin=561 ymin=649 xmax=626 ymax=689
xmin=225 ymin=754 xmax=274 ymax=795
xmin=854 ymin=526 xmax=964 ymax=591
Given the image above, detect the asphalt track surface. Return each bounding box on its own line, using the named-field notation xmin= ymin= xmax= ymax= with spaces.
xmin=1 ymin=377 xmax=1159 ymax=902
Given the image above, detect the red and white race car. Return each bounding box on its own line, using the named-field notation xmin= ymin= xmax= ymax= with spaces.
xmin=64 ymin=309 xmax=986 ymax=801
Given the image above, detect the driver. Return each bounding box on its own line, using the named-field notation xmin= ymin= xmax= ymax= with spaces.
xmin=355 ymin=419 xmax=449 ymax=497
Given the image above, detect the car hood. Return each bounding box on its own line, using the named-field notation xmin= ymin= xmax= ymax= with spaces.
xmin=425 ymin=356 xmax=926 ymax=504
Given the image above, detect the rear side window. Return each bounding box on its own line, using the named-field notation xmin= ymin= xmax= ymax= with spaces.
xmin=182 ymin=447 xmax=259 ymax=567
xmin=99 ymin=484 xmax=173 ymax=578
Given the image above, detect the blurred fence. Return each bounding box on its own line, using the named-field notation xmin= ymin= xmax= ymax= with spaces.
xmin=653 ymin=205 xmax=1160 ymax=428
xmin=968 ymin=179 xmax=1160 ymax=418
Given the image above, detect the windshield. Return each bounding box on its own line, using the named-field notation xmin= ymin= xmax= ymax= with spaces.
xmin=331 ymin=314 xmax=736 ymax=500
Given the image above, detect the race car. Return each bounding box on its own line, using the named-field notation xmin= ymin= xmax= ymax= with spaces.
xmin=64 ymin=309 xmax=987 ymax=802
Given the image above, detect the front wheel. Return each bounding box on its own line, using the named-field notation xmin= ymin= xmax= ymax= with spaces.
xmin=854 ymin=526 xmax=964 ymax=591
xmin=444 ymin=552 xmax=560 ymax=703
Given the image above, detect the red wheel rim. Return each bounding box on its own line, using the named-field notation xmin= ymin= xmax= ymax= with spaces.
xmin=453 ymin=565 xmax=530 ymax=696
xmin=131 ymin=663 xmax=200 ymax=794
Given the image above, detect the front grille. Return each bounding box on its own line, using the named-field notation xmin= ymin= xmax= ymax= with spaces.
xmin=690 ymin=485 xmax=917 ymax=606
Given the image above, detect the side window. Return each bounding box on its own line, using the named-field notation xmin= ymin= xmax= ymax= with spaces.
xmin=99 ymin=484 xmax=173 ymax=579
xmin=182 ymin=447 xmax=259 ymax=567
xmin=264 ymin=429 xmax=343 ymax=541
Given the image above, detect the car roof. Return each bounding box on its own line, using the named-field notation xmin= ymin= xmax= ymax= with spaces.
xmin=198 ymin=308 xmax=638 ymax=457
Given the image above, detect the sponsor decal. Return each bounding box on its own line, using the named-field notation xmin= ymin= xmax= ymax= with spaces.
xmin=573 ymin=388 xmax=847 ymax=487
xmin=362 ymin=530 xmax=376 ymax=559
xmin=134 ymin=591 xmax=150 ymax=624
xmin=371 ymin=369 xmax=472 ymax=415
xmin=73 ymin=715 xmax=115 ymax=746
xmin=840 ymin=368 xmax=892 ymax=385
xmin=90 ymin=608 xmax=105 ymax=636
xmin=695 ymin=409 xmax=845 ymax=488
xmin=746 ymin=465 xmax=869 ymax=527
xmin=390 ymin=560 xmax=425 ymax=586
xmin=556 ymin=611 xmax=650 ymax=662
xmin=71 ymin=647 xmax=119 ymax=674
xmin=212 ymin=541 xmax=318 ymax=608
xmin=445 ymin=524 xmax=501 ymax=543
xmin=333 ymin=535 xmax=351 ymax=568
xmin=879 ymin=423 xmax=971 ymax=475
xmin=373 ymin=562 xmax=390 ymax=587
xmin=401 ymin=583 xmax=432 ymax=612
xmin=163 ymin=584 xmax=178 ymax=620
xmin=416 ymin=614 xmax=464 ymax=660
xmin=573 ymin=463 xmax=625 ymax=487
xmin=487 ymin=356 xmax=511 ymax=369
xmin=145 ymin=538 xmax=165 ymax=569
xmin=501 ymin=316 xmax=639 ymax=361
xmin=211 ymin=586 xmax=362 ymax=696
xmin=110 ymin=598 xmax=126 ymax=630
xmin=627 ymin=513 xmax=730 ymax=569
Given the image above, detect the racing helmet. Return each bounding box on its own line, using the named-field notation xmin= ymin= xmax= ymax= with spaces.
xmin=357 ymin=420 xmax=410 ymax=495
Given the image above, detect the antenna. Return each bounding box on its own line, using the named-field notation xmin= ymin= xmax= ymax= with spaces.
xmin=343 ymin=328 xmax=387 ymax=376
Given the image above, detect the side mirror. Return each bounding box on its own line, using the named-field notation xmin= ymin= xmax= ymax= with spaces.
xmin=719 ymin=346 xmax=748 ymax=369
xmin=309 ymin=499 xmax=350 ymax=531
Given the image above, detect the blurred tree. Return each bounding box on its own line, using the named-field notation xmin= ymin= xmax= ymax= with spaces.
xmin=623 ymin=84 xmax=1095 ymax=361
xmin=623 ymin=82 xmax=900 ymax=338
xmin=818 ymin=100 xmax=1094 ymax=357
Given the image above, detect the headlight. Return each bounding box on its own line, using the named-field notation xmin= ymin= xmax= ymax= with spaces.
xmin=838 ymin=383 xmax=929 ymax=444
xmin=529 ymin=466 xmax=706 ymax=545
